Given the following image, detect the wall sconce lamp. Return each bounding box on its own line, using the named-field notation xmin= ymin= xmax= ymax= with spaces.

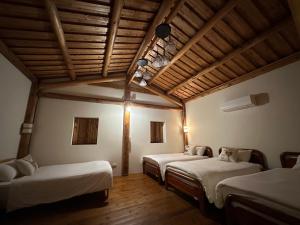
xmin=126 ymin=106 xmax=131 ymax=112
xmin=183 ymin=126 xmax=189 ymax=133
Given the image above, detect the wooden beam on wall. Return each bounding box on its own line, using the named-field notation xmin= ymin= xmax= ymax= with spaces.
xmin=45 ymin=0 xmax=76 ymax=80
xmin=181 ymin=104 xmax=188 ymax=147
xmin=149 ymin=0 xmax=238 ymax=85
xmin=289 ymin=0 xmax=300 ymax=36
xmin=17 ymin=83 xmax=39 ymax=158
xmin=186 ymin=51 xmax=300 ymax=102
xmin=103 ymin=0 xmax=124 ymax=76
xmin=39 ymin=74 xmax=126 ymax=90
xmin=0 ymin=40 xmax=37 ymax=82
xmin=168 ymin=17 xmax=293 ymax=95
xmin=127 ymin=0 xmax=174 ymax=83
xmin=130 ymin=100 xmax=181 ymax=110
xmin=132 ymin=80 xmax=183 ymax=107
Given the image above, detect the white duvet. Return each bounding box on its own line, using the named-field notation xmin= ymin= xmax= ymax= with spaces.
xmin=166 ymin=158 xmax=262 ymax=204
xmin=143 ymin=153 xmax=208 ymax=181
xmin=7 ymin=161 xmax=112 ymax=212
xmin=215 ymin=168 xmax=300 ymax=219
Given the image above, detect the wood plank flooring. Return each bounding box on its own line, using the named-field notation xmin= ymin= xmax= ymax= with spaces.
xmin=1 ymin=174 xmax=221 ymax=225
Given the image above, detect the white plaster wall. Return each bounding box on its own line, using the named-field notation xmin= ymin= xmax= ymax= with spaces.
xmin=30 ymin=98 xmax=183 ymax=175
xmin=186 ymin=61 xmax=300 ymax=168
xmin=0 ymin=54 xmax=31 ymax=160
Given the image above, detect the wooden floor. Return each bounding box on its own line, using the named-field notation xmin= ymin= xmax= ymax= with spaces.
xmin=1 ymin=174 xmax=221 ymax=225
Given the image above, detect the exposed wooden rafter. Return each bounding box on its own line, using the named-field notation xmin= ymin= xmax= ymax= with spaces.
xmin=127 ymin=0 xmax=175 ymax=83
xmin=168 ymin=17 xmax=293 ymax=95
xmin=186 ymin=51 xmax=300 ymax=102
xmin=149 ymin=0 xmax=238 ymax=85
xmin=0 ymin=40 xmax=37 ymax=82
xmin=132 ymin=80 xmax=183 ymax=107
xmin=103 ymin=0 xmax=124 ymax=77
xmin=45 ymin=0 xmax=76 ymax=80
xmin=39 ymin=74 xmax=126 ymax=90
xmin=289 ymin=0 xmax=300 ymax=36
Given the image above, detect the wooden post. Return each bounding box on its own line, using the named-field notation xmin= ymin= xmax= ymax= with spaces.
xmin=121 ymin=78 xmax=131 ymax=176
xmin=289 ymin=0 xmax=300 ymax=36
xmin=182 ymin=104 xmax=188 ymax=147
xmin=17 ymin=82 xmax=39 ymax=158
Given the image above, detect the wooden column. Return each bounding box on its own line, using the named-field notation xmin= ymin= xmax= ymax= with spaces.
xmin=17 ymin=83 xmax=39 ymax=158
xmin=121 ymin=79 xmax=131 ymax=176
xmin=182 ymin=104 xmax=188 ymax=147
xmin=289 ymin=0 xmax=300 ymax=36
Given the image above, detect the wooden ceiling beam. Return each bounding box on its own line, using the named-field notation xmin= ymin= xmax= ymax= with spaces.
xmin=39 ymin=74 xmax=126 ymax=90
xmin=185 ymin=51 xmax=300 ymax=102
xmin=149 ymin=0 xmax=238 ymax=85
xmin=289 ymin=0 xmax=300 ymax=36
xmin=168 ymin=17 xmax=293 ymax=95
xmin=103 ymin=0 xmax=124 ymax=77
xmin=45 ymin=0 xmax=76 ymax=80
xmin=132 ymin=80 xmax=183 ymax=107
xmin=127 ymin=0 xmax=175 ymax=83
xmin=0 ymin=40 xmax=37 ymax=82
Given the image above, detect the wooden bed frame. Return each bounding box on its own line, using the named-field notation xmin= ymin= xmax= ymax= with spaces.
xmin=225 ymin=151 xmax=300 ymax=225
xmin=164 ymin=147 xmax=267 ymax=213
xmin=143 ymin=146 xmax=213 ymax=184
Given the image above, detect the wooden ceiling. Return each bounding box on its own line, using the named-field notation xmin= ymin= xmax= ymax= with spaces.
xmin=0 ymin=0 xmax=299 ymax=104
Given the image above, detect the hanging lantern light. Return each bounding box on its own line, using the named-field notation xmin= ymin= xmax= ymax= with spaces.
xmin=134 ymin=70 xmax=143 ymax=78
xmin=139 ymin=79 xmax=147 ymax=87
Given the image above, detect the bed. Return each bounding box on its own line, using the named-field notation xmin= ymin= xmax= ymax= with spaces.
xmin=223 ymin=151 xmax=300 ymax=225
xmin=164 ymin=148 xmax=266 ymax=213
xmin=0 ymin=160 xmax=113 ymax=212
xmin=143 ymin=146 xmax=213 ymax=183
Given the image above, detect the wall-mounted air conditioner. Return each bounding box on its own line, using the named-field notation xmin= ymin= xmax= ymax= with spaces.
xmin=221 ymin=95 xmax=257 ymax=112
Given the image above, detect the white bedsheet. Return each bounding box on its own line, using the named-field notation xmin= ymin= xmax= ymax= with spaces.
xmin=143 ymin=153 xmax=208 ymax=181
xmin=215 ymin=168 xmax=300 ymax=218
xmin=7 ymin=161 xmax=112 ymax=212
xmin=166 ymin=158 xmax=262 ymax=204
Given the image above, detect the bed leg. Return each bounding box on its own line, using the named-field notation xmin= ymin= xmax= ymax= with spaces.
xmin=198 ymin=195 xmax=207 ymax=215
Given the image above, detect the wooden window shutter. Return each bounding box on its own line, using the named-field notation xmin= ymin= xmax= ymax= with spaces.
xmin=72 ymin=117 xmax=99 ymax=145
xmin=150 ymin=121 xmax=164 ymax=143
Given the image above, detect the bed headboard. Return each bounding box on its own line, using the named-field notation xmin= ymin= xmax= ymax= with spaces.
xmin=280 ymin=152 xmax=300 ymax=168
xmin=219 ymin=147 xmax=267 ymax=169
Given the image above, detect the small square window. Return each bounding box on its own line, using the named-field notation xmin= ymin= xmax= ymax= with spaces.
xmin=72 ymin=117 xmax=99 ymax=145
xmin=150 ymin=121 xmax=164 ymax=143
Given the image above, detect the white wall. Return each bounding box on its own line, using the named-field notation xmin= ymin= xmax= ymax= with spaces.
xmin=30 ymin=98 xmax=183 ymax=176
xmin=186 ymin=61 xmax=300 ymax=168
xmin=0 ymin=54 xmax=31 ymax=160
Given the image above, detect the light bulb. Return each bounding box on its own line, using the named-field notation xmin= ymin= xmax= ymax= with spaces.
xmin=134 ymin=70 xmax=143 ymax=78
xmin=139 ymin=79 xmax=147 ymax=87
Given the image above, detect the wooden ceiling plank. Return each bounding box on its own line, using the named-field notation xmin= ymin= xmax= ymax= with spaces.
xmin=149 ymin=0 xmax=238 ymax=85
xmin=185 ymin=51 xmax=300 ymax=102
xmin=127 ymin=0 xmax=175 ymax=83
xmin=39 ymin=74 xmax=126 ymax=90
xmin=132 ymin=80 xmax=182 ymax=107
xmin=168 ymin=17 xmax=292 ymax=95
xmin=45 ymin=0 xmax=76 ymax=80
xmin=103 ymin=0 xmax=123 ymax=77
xmin=0 ymin=39 xmax=37 ymax=82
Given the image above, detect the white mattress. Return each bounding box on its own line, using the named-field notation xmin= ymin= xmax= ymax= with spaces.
xmin=166 ymin=157 xmax=262 ymax=204
xmin=215 ymin=168 xmax=300 ymax=219
xmin=0 ymin=181 xmax=10 ymax=209
xmin=143 ymin=153 xmax=208 ymax=181
xmin=6 ymin=161 xmax=112 ymax=212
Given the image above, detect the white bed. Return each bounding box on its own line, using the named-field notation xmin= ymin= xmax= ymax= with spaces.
xmin=215 ymin=168 xmax=300 ymax=219
xmin=1 ymin=160 xmax=112 ymax=212
xmin=166 ymin=157 xmax=262 ymax=204
xmin=143 ymin=153 xmax=208 ymax=181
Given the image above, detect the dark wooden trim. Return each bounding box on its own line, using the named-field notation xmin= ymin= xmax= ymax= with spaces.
xmin=150 ymin=0 xmax=238 ymax=85
xmin=225 ymin=194 xmax=300 ymax=225
xmin=0 ymin=40 xmax=36 ymax=82
xmin=289 ymin=0 xmax=300 ymax=36
xmin=132 ymin=80 xmax=183 ymax=107
xmin=280 ymin=151 xmax=300 ymax=168
xmin=182 ymin=104 xmax=188 ymax=146
xmin=169 ymin=17 xmax=293 ymax=94
xmin=127 ymin=0 xmax=174 ymax=82
xmin=186 ymin=51 xmax=300 ymax=102
xmin=130 ymin=100 xmax=181 ymax=110
xmin=39 ymin=75 xmax=126 ymax=90
xmin=17 ymin=83 xmax=39 ymax=158
xmin=45 ymin=0 xmax=76 ymax=80
xmin=103 ymin=0 xmax=124 ymax=76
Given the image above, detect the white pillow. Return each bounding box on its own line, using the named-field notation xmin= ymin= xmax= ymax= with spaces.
xmin=238 ymin=150 xmax=252 ymax=162
xmin=293 ymin=155 xmax=300 ymax=169
xmin=0 ymin=164 xmax=17 ymax=181
xmin=195 ymin=146 xmax=206 ymax=156
xmin=218 ymin=147 xmax=239 ymax=162
xmin=184 ymin=145 xmax=196 ymax=155
xmin=16 ymin=159 xmax=36 ymax=176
